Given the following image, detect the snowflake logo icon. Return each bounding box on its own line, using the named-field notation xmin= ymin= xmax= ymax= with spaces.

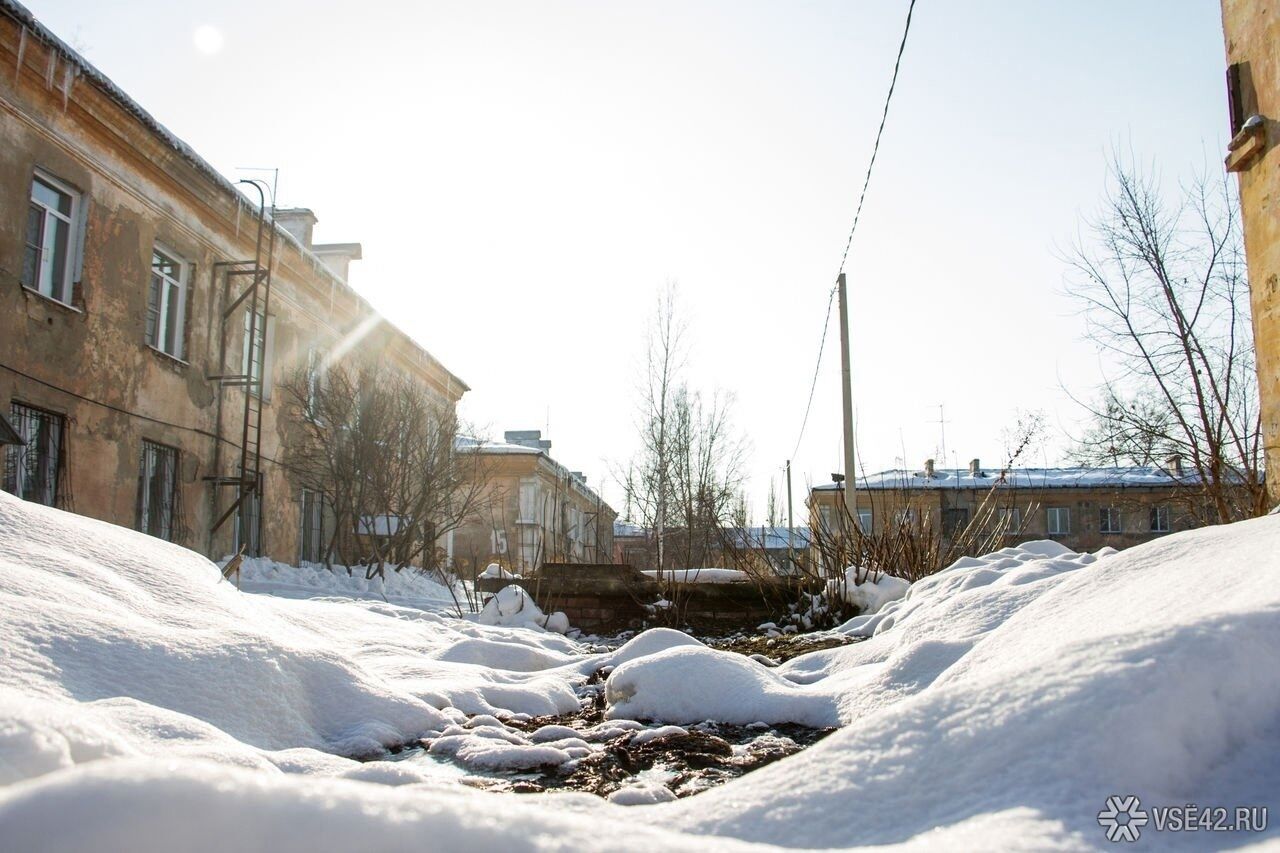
xmin=1098 ymin=795 xmax=1149 ymax=842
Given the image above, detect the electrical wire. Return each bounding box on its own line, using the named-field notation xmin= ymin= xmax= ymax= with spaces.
xmin=787 ymin=0 xmax=919 ymax=464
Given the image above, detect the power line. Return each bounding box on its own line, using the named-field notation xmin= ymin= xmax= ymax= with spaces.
xmin=787 ymin=0 xmax=919 ymax=463
xmin=789 ymin=283 xmax=837 ymax=461
xmin=836 ymin=0 xmax=918 ymax=277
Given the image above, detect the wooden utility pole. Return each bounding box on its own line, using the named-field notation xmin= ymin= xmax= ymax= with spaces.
xmin=785 ymin=460 xmax=795 ymax=566
xmin=837 ymin=273 xmax=857 ymax=527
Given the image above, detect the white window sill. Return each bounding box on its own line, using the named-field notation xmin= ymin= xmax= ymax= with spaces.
xmin=146 ymin=344 xmax=189 ymax=367
xmin=22 ymin=286 xmax=82 ymax=314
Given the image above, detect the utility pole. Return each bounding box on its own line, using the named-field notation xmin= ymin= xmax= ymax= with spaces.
xmin=837 ymin=273 xmax=857 ymax=528
xmin=786 ymin=460 xmax=795 ymax=568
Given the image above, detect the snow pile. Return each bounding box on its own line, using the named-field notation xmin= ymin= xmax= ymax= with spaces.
xmin=477 ymin=584 xmax=571 ymax=634
xmin=236 ymin=556 xmax=463 ymax=612
xmin=827 ymin=569 xmax=910 ymax=615
xmin=1 ymin=489 xmax=1278 ymax=850
xmin=477 ymin=562 xmax=520 ymax=580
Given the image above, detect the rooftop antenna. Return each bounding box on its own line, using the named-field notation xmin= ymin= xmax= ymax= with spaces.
xmin=932 ymin=404 xmax=949 ymax=469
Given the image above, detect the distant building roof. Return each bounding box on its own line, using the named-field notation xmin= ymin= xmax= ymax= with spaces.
xmin=812 ymin=466 xmax=1212 ymax=492
xmin=725 ymin=526 xmax=812 ymax=550
xmin=613 ymin=521 xmax=646 ymax=538
xmin=457 ymin=436 xmax=613 ymax=514
xmin=609 ymin=522 xmax=811 ymax=550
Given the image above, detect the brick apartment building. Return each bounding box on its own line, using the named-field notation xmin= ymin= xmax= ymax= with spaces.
xmin=453 ymin=431 xmax=616 ymax=576
xmin=810 ymin=458 xmax=1217 ymax=562
xmin=0 ymin=2 xmax=465 ymax=564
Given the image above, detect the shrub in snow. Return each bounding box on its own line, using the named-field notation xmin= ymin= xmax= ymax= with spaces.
xmin=827 ymin=569 xmax=910 ymax=615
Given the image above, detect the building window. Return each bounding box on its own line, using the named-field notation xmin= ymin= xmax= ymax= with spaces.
xmin=1046 ymin=506 xmax=1070 ymax=536
xmin=995 ymin=506 xmax=1022 ymax=533
xmin=299 ymin=488 xmax=327 ymax=563
xmin=146 ymin=247 xmax=187 ymax=359
xmin=1150 ymin=504 xmax=1171 ymax=533
xmin=517 ymin=479 xmax=539 ymax=524
xmin=234 ymin=478 xmax=262 ymax=557
xmin=241 ymin=309 xmax=273 ymax=398
xmin=857 ymin=508 xmax=872 ymax=533
xmin=136 ymin=440 xmax=179 ymax=541
xmin=942 ymin=507 xmax=970 ymax=536
xmin=304 ymin=347 xmax=327 ymax=421
xmin=3 ymin=403 xmax=65 ymax=506
xmin=1099 ymin=506 xmax=1122 ymax=535
xmin=23 ymin=172 xmax=81 ymax=304
xmin=818 ymin=505 xmax=834 ymax=534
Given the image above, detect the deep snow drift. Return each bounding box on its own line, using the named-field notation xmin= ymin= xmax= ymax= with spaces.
xmin=0 ymin=490 xmax=1277 ymax=850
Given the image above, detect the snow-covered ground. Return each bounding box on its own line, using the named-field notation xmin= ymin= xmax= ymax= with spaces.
xmin=236 ymin=555 xmax=465 ymax=613
xmin=0 ymin=488 xmax=1277 ymax=850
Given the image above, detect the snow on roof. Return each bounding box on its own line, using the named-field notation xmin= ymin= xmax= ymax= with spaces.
xmin=812 ymin=466 xmax=1214 ymax=492
xmin=0 ymin=0 xmax=467 ymax=394
xmin=725 ymin=526 xmax=813 ymax=550
xmin=455 ymin=436 xmax=613 ymax=513
xmin=613 ymin=521 xmax=646 ymax=538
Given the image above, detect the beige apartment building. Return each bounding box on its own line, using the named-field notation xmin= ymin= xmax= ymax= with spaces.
xmin=1220 ymin=0 xmax=1279 ymax=500
xmin=0 ymin=2 xmax=465 ymax=564
xmin=810 ymin=459 xmax=1215 ymax=564
xmin=453 ymin=431 xmax=616 ymax=576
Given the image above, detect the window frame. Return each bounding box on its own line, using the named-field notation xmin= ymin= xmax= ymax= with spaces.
xmin=3 ymin=402 xmax=66 ymax=506
xmin=241 ymin=308 xmax=275 ymax=400
xmin=298 ymin=488 xmax=328 ymax=564
xmin=1046 ymin=506 xmax=1071 ymax=536
xmin=856 ymin=508 xmax=872 ymax=534
xmin=1099 ymin=505 xmax=1122 ymax=535
xmin=23 ymin=170 xmax=82 ymax=305
xmin=234 ymin=477 xmax=263 ymax=557
xmin=146 ymin=244 xmax=189 ymax=361
xmin=136 ymin=439 xmax=179 ymax=541
xmin=1150 ymin=504 xmax=1171 ymax=534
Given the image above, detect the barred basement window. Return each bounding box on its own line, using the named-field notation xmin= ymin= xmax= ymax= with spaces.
xmin=136 ymin=440 xmax=178 ymax=541
xmin=235 ymin=478 xmax=263 ymax=557
xmin=299 ymin=488 xmax=327 ymax=564
xmin=3 ymin=403 xmax=65 ymax=506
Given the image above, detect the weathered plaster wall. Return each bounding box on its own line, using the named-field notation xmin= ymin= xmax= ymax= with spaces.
xmin=1222 ymin=0 xmax=1280 ymax=500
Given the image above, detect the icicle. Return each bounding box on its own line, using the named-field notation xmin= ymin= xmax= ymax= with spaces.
xmin=60 ymin=63 xmax=78 ymax=111
xmin=44 ymin=49 xmax=55 ymax=90
xmin=234 ymin=200 xmax=241 ymax=239
xmin=14 ymin=26 xmax=26 ymax=84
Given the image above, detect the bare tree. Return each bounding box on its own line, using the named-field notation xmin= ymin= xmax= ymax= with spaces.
xmin=620 ymin=285 xmax=685 ymax=578
xmin=280 ymin=359 xmax=497 ymax=584
xmin=1064 ymin=157 xmax=1267 ymax=521
xmin=620 ymin=287 xmax=750 ymax=578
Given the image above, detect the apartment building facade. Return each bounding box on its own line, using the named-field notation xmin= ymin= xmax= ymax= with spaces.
xmin=809 ymin=459 xmax=1214 ymax=562
xmin=0 ymin=2 xmax=466 ymax=563
xmin=1220 ymin=0 xmax=1279 ymax=500
xmin=453 ymin=431 xmax=616 ymax=576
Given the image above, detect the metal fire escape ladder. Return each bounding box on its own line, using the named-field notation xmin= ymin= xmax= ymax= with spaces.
xmin=207 ymin=180 xmax=278 ymax=549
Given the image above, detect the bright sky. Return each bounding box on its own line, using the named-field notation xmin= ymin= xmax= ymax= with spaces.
xmin=34 ymin=0 xmax=1231 ymax=521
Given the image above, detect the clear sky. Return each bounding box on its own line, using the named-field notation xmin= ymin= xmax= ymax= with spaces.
xmin=31 ymin=0 xmax=1232 ymax=520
